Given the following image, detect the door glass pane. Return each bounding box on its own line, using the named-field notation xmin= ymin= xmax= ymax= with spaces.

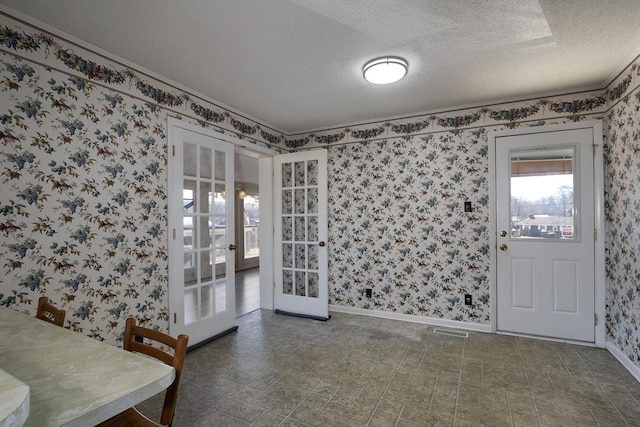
xmin=283 ymin=243 xmax=293 ymax=268
xmin=184 ymin=253 xmax=196 ymax=283
xmin=295 ymin=271 xmax=306 ymax=296
xmin=307 ymin=160 xmax=318 ymax=185
xmin=200 ymin=147 xmax=212 ymax=179
xmin=201 ymin=285 xmax=213 ymax=318
xmin=184 ymin=143 xmax=197 ymax=177
xmin=214 ymin=150 xmax=225 ymax=180
xmin=200 ymin=217 xmax=213 ymax=249
xmin=307 ymin=244 xmax=318 ymax=270
xmin=294 ymin=189 xmax=306 ymax=214
xmin=510 ymin=147 xmax=576 ymax=240
xmin=183 ymin=186 xmax=195 ymax=251
xmin=184 ymin=287 xmax=198 ymax=324
xmin=295 ymin=217 xmax=305 ymax=241
xmin=295 ymin=244 xmax=305 ymax=268
xmin=200 ymin=251 xmax=213 ymax=283
xmin=199 ymin=182 xmax=212 ymax=213
xmin=295 ymin=161 xmax=305 ymax=187
xmin=308 ymin=272 xmax=319 ymax=298
xmin=215 ymin=277 xmax=226 ymax=313
xmin=308 ymin=216 xmax=318 ymax=241
xmin=307 ymin=188 xmax=318 ymax=214
xmin=282 ymin=217 xmax=292 ymax=241
xmin=283 ymin=270 xmax=293 ymax=294
xmin=282 ymin=190 xmax=292 ymax=214
xmin=282 ymin=163 xmax=292 ymax=187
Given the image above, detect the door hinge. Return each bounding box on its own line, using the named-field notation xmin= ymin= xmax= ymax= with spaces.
xmin=594 ymin=313 xmax=598 ymax=326
xmin=172 ymin=145 xmax=176 ymax=156
xmin=592 ymin=143 xmax=598 ymax=156
xmin=173 ymin=228 xmax=176 ymax=240
xmin=174 ymin=312 xmax=177 ymax=324
xmin=594 ymin=229 xmax=597 ymax=241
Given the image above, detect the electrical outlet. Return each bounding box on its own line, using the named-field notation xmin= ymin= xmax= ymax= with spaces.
xmin=464 ymin=294 xmax=472 ymax=305
xmin=366 ymin=288 xmax=372 ymax=298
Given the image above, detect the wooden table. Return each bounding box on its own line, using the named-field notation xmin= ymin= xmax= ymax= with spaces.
xmin=0 ymin=308 xmax=175 ymax=426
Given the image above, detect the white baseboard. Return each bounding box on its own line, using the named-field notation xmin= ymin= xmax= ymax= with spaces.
xmin=606 ymin=342 xmax=640 ymax=383
xmin=328 ymin=305 xmax=492 ymax=333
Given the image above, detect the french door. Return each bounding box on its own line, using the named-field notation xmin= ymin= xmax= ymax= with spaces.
xmin=274 ymin=150 xmax=329 ymax=320
xmin=169 ymin=123 xmax=235 ymax=346
xmin=495 ymin=127 xmax=595 ymax=342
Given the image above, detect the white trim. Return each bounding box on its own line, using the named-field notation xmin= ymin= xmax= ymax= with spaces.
xmin=167 ymin=118 xmax=277 ymax=157
xmin=329 ymin=305 xmax=492 ymax=333
xmin=607 ymin=342 xmax=640 ymax=383
xmin=258 ymin=157 xmax=274 ymax=310
xmin=488 ymin=120 xmax=605 ymax=347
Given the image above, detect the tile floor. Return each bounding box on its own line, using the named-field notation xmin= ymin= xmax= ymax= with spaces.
xmin=140 ymin=310 xmax=640 ymax=426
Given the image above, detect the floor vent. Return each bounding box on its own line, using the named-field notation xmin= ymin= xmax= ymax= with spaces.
xmin=433 ymin=328 xmax=469 ymax=338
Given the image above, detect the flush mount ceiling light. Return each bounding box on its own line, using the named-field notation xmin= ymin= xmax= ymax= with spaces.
xmin=363 ymin=57 xmax=408 ymax=84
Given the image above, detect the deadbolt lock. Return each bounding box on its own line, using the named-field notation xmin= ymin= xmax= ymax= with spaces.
xmin=499 ymin=230 xmax=507 ymax=237
xmin=229 ymin=244 xmax=236 ymax=251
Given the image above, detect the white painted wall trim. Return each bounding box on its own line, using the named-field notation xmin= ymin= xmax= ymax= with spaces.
xmin=607 ymin=342 xmax=640 ymax=383
xmin=329 ymin=305 xmax=492 ymax=333
xmin=488 ymin=120 xmax=605 ymax=347
xmin=259 ymin=157 xmax=274 ymax=310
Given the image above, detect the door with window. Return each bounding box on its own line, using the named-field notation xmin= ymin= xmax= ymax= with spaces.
xmin=169 ymin=124 xmax=235 ymax=346
xmin=496 ymin=128 xmax=595 ymax=342
xmin=274 ymin=150 xmax=328 ymax=320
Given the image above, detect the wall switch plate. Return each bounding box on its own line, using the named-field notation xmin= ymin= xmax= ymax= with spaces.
xmin=464 ymin=201 xmax=472 ymax=212
xmin=366 ymin=288 xmax=372 ymax=298
xmin=464 ymin=294 xmax=472 ymax=305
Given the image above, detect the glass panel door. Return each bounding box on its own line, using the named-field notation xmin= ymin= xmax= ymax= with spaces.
xmin=170 ymin=124 xmax=235 ymax=347
xmin=274 ymin=150 xmax=328 ymax=320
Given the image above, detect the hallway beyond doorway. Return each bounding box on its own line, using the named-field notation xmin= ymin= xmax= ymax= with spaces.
xmin=236 ymin=268 xmax=260 ymax=317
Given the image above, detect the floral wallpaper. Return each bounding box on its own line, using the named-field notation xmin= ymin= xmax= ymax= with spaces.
xmin=0 ymin=14 xmax=288 ymax=344
xmin=328 ymin=133 xmax=492 ymax=322
xmin=603 ymin=71 xmax=640 ymax=367
xmin=0 ymin=11 xmax=639 ymax=371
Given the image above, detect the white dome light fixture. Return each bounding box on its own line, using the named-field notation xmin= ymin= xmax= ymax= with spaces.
xmin=363 ymin=57 xmax=408 ymax=84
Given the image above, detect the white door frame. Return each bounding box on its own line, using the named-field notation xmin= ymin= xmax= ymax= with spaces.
xmin=488 ymin=120 xmax=605 ymax=347
xmin=167 ymin=118 xmax=277 ymax=335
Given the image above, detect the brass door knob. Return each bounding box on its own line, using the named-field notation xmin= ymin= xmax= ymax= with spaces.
xmin=229 ymin=244 xmax=236 ymax=251
xmin=500 ymin=230 xmax=507 ymax=237
xmin=318 ymin=241 xmax=326 ymax=247
xmin=499 ymin=244 xmax=508 ymax=251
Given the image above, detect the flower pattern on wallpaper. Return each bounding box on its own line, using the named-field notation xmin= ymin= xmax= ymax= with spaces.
xmin=0 ymin=53 xmax=170 ymax=340
xmin=604 ymin=88 xmax=640 ymax=366
xmin=328 ymin=133 xmax=490 ymax=322
xmin=0 ymin=21 xmax=285 ymax=150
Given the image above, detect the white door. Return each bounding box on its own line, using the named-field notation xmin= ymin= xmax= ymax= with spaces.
xmin=169 ymin=125 xmax=236 ymax=347
xmin=274 ymin=150 xmax=329 ymax=320
xmin=496 ymin=128 xmax=595 ymax=342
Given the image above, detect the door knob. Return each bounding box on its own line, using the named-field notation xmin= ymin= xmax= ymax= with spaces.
xmin=500 ymin=230 xmax=507 ymax=237
xmin=318 ymin=241 xmax=326 ymax=247
xmin=229 ymin=244 xmax=236 ymax=251
xmin=500 ymin=244 xmax=508 ymax=251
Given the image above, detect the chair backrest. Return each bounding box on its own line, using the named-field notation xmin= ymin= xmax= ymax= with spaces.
xmin=123 ymin=317 xmax=188 ymax=426
xmin=36 ymin=296 xmax=66 ymax=327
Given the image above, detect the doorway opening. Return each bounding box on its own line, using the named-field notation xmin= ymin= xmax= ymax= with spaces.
xmin=234 ymin=152 xmax=260 ymax=317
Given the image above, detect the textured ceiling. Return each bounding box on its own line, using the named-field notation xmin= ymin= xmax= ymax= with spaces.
xmin=2 ymin=0 xmax=640 ymax=134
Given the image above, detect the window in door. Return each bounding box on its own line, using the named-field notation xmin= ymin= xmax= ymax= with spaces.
xmin=509 ymin=147 xmax=577 ymax=240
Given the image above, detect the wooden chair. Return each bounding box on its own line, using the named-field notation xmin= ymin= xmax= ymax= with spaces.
xmin=36 ymin=296 xmax=66 ymax=327
xmin=97 ymin=317 xmax=189 ymax=427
